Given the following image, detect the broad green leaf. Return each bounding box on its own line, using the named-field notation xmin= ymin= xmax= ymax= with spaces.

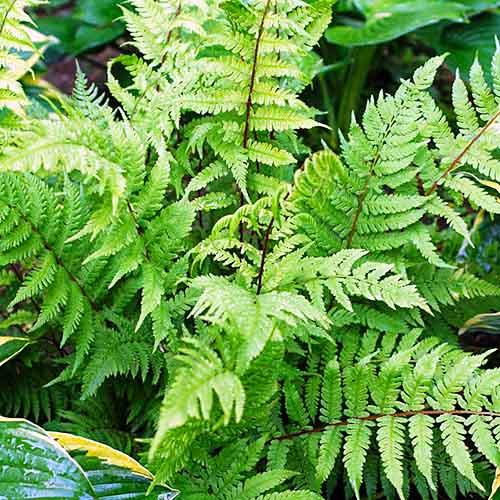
xmin=0 ymin=417 xmax=95 ymax=499
xmin=0 ymin=419 xmax=177 ymax=499
xmin=326 ymin=1 xmax=468 ymax=46
xmin=420 ymin=13 xmax=500 ymax=79
xmin=0 ymin=335 xmax=31 ymax=366
xmin=36 ymin=16 xmax=124 ymax=55
xmin=50 ymin=432 xmax=153 ymax=477
xmin=35 ymin=0 xmax=125 ymax=55
xmin=74 ymin=0 xmax=123 ymax=26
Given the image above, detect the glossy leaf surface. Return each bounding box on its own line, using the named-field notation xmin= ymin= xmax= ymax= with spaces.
xmin=420 ymin=13 xmax=500 ymax=78
xmin=0 ymin=419 xmax=178 ymax=499
xmin=326 ymin=0 xmax=500 ymax=47
xmin=326 ymin=0 xmax=468 ymax=46
xmin=0 ymin=418 xmax=95 ymax=499
xmin=50 ymin=432 xmax=179 ymax=499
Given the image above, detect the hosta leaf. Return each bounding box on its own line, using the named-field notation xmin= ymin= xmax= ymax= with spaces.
xmin=422 ymin=12 xmax=500 ymax=79
xmin=326 ymin=1 xmax=468 ymax=46
xmin=0 ymin=417 xmax=95 ymax=499
xmin=74 ymin=0 xmax=123 ymax=26
xmin=50 ymin=433 xmax=178 ymax=499
xmin=35 ymin=15 xmax=125 ymax=56
xmin=0 ymin=418 xmax=176 ymax=499
xmin=490 ymin=468 xmax=500 ymax=500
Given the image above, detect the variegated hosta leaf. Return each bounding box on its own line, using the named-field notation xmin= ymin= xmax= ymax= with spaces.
xmin=0 ymin=418 xmax=177 ymax=499
xmin=50 ymin=432 xmax=179 ymax=500
xmin=0 ymin=417 xmax=95 ymax=499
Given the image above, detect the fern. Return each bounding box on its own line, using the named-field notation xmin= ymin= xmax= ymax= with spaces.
xmin=1 ymin=1 xmax=500 ymax=499
xmin=117 ymin=0 xmax=333 ymax=200
xmin=152 ymin=330 xmax=500 ymax=498
xmin=148 ymin=49 xmax=500 ymax=499
xmin=151 ymin=338 xmax=245 ymax=456
xmin=0 ymin=0 xmax=48 ymax=113
xmin=291 ymin=53 xmax=500 ymax=267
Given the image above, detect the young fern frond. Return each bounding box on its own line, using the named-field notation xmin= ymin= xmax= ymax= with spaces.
xmin=117 ymin=0 xmax=333 ymax=199
xmin=1 ymin=2 xmax=500 ymax=499
xmin=150 ymin=337 xmax=245 ymax=456
xmin=291 ymin=51 xmax=500 ymax=270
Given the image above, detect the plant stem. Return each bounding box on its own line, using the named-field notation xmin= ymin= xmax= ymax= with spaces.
xmin=10 ymin=203 xmax=98 ymax=311
xmin=240 ymin=0 xmax=272 ymax=242
xmin=242 ymin=0 xmax=272 ymax=149
xmin=256 ymin=218 xmax=274 ymax=295
xmin=337 ymin=45 xmax=376 ymax=134
xmin=426 ymin=108 xmax=500 ymax=195
xmin=0 ymin=0 xmax=17 ymax=36
xmin=273 ymin=409 xmax=500 ymax=441
xmin=318 ymin=72 xmax=338 ymax=149
xmin=346 ymin=177 xmax=370 ymax=248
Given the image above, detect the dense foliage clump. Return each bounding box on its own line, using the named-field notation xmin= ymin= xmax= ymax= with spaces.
xmin=1 ymin=0 xmax=500 ymax=499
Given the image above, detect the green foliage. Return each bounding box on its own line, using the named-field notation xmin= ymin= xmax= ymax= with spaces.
xmin=326 ymin=0 xmax=469 ymax=47
xmin=291 ymin=52 xmax=500 ymax=267
xmin=34 ymin=0 xmax=125 ymax=56
xmin=320 ymin=0 xmax=500 ymax=150
xmin=1 ymin=1 xmax=500 ymax=499
xmin=0 ymin=417 xmax=177 ymax=499
xmin=0 ymin=334 xmax=31 ymax=364
xmin=0 ymin=0 xmax=48 ymax=113
xmin=116 ymin=0 xmax=332 ymax=198
xmin=418 ymin=11 xmax=500 ymax=80
xmin=326 ymin=0 xmax=500 ymax=48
